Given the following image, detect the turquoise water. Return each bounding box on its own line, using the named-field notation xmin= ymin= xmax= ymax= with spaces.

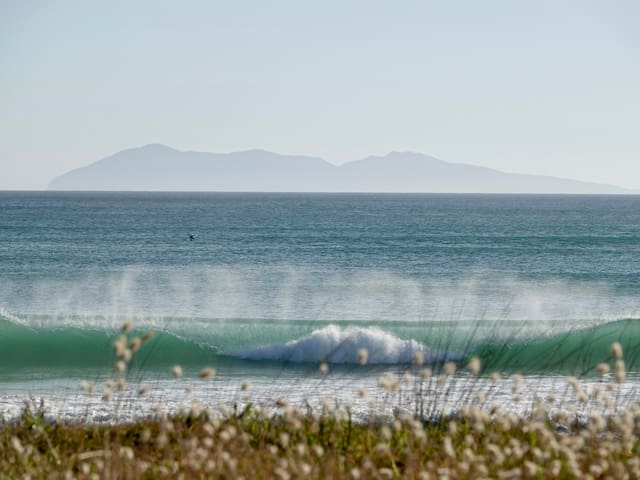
xmin=1 ymin=192 xmax=640 ymax=419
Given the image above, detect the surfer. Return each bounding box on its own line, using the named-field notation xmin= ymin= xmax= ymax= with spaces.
xmin=189 ymin=233 xmax=196 ymax=241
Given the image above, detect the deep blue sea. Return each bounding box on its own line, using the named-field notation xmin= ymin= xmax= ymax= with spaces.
xmin=1 ymin=192 xmax=639 ymax=421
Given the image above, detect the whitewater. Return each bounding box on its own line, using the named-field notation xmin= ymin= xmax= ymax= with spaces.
xmin=1 ymin=192 xmax=639 ymax=422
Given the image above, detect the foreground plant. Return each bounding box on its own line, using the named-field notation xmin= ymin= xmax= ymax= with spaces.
xmin=2 ymin=395 xmax=640 ymax=479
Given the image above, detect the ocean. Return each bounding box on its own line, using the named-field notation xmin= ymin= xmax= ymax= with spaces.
xmin=1 ymin=192 xmax=639 ymax=422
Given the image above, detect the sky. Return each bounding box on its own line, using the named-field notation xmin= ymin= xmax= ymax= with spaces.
xmin=1 ymin=0 xmax=639 ymax=190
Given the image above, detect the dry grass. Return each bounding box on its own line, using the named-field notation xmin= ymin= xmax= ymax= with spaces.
xmin=3 ymin=395 xmax=640 ymax=479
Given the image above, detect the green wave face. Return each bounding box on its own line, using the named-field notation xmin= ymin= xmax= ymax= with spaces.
xmin=473 ymin=319 xmax=640 ymax=375
xmin=1 ymin=314 xmax=640 ymax=376
xmin=0 ymin=318 xmax=217 ymax=374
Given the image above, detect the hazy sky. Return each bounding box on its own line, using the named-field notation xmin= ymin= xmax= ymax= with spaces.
xmin=1 ymin=0 xmax=639 ymax=190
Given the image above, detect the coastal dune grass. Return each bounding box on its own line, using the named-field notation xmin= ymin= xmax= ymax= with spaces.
xmin=2 ymin=324 xmax=640 ymax=479
xmin=3 ymin=388 xmax=640 ymax=479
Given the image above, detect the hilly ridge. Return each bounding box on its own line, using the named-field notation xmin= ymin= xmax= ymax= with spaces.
xmin=48 ymin=144 xmax=631 ymax=194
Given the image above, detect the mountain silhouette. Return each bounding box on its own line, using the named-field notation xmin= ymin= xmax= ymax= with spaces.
xmin=48 ymin=144 xmax=631 ymax=193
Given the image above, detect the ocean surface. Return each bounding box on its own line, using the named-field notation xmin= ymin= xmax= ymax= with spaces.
xmin=1 ymin=192 xmax=640 ymax=421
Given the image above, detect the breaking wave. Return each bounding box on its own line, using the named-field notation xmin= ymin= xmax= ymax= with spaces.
xmin=234 ymin=325 xmax=456 ymax=364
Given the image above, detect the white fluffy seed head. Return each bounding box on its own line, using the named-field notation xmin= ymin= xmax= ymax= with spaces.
xmin=467 ymin=356 xmax=481 ymax=375
xmin=357 ymin=385 xmax=367 ymax=398
xmin=597 ymin=362 xmax=610 ymax=376
xmin=413 ymin=351 xmax=425 ymax=366
xmin=378 ymin=373 xmax=400 ymax=391
xmin=113 ymin=335 xmax=127 ymax=355
xmin=357 ymin=348 xmax=369 ymax=365
xmin=511 ymin=374 xmax=524 ymax=393
xmin=129 ymin=337 xmax=142 ymax=353
xmin=10 ymin=436 xmax=24 ymax=455
xmin=443 ymin=436 xmax=455 ymax=458
xmin=199 ymin=367 xmax=216 ymax=379
xmin=138 ymin=385 xmax=151 ymax=396
xmin=443 ymin=362 xmax=456 ymax=376
xmin=172 ymin=365 xmax=183 ymax=378
xmin=119 ymin=349 xmax=132 ymax=362
xmin=121 ymin=321 xmax=133 ymax=332
xmin=567 ymin=376 xmax=579 ymax=392
xmin=80 ymin=380 xmax=95 ymax=394
xmin=119 ymin=446 xmax=134 ymax=460
xmin=102 ymin=388 xmax=113 ymax=402
xmin=615 ymin=360 xmax=626 ymax=383
xmin=611 ymin=342 xmax=623 ymax=360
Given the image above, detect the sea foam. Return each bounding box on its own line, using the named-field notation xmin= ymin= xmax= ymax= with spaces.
xmin=234 ymin=325 xmax=448 ymax=364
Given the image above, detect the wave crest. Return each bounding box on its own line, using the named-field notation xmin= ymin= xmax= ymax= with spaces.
xmin=233 ymin=325 xmax=447 ymax=364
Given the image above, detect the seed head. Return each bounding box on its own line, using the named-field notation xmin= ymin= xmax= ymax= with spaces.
xmin=378 ymin=373 xmax=400 ymax=391
xmin=319 ymin=362 xmax=329 ymax=374
xmin=10 ymin=436 xmax=24 ymax=455
xmin=511 ymin=374 xmax=524 ymax=393
xmin=443 ymin=361 xmax=456 ymax=376
xmin=80 ymin=380 xmax=95 ymax=394
xmin=597 ymin=362 xmax=610 ymax=376
xmin=615 ymin=359 xmax=626 ymax=383
xmin=567 ymin=376 xmax=580 ymax=392
xmin=467 ymin=356 xmax=481 ymax=375
xmin=113 ymin=335 xmax=127 ymax=355
xmin=443 ymin=436 xmax=455 ymax=458
xmin=375 ymin=442 xmax=391 ymax=455
xmin=155 ymin=432 xmax=168 ymax=448
xmin=119 ymin=446 xmax=134 ymax=460
xmin=121 ymin=321 xmax=133 ymax=332
xmin=118 ymin=348 xmax=132 ymax=362
xmin=378 ymin=467 xmax=394 ymax=479
xmin=102 ymin=388 xmax=113 ymax=402
xmin=611 ymin=342 xmax=623 ymax=360
xmin=172 ymin=365 xmax=183 ymax=378
xmin=357 ymin=348 xmax=368 ymax=365
xmin=129 ymin=337 xmax=142 ymax=352
xmin=413 ymin=351 xmax=424 ymax=366
xmin=199 ymin=367 xmax=216 ymax=379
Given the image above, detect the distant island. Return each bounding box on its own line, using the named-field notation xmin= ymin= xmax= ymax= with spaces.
xmin=48 ymin=144 xmax=632 ymax=194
